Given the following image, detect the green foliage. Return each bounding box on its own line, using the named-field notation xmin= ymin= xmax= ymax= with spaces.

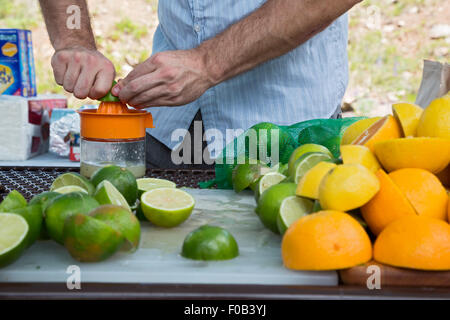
xmin=0 ymin=0 xmax=39 ymax=28
xmin=115 ymin=18 xmax=148 ymax=40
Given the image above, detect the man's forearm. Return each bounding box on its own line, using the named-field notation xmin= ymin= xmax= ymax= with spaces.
xmin=39 ymin=0 xmax=96 ymax=51
xmin=198 ymin=0 xmax=362 ymax=85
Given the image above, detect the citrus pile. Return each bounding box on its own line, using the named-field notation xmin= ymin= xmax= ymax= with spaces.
xmin=234 ymin=95 xmax=450 ymax=271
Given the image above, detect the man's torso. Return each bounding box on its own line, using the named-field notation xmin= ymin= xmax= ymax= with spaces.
xmin=148 ymin=0 xmax=349 ymax=157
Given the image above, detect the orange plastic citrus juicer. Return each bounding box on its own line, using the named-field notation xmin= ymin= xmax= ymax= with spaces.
xmin=77 ymin=89 xmax=154 ymax=178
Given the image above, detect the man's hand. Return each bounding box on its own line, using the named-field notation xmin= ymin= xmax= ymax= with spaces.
xmin=51 ymin=47 xmax=115 ymax=99
xmin=112 ymin=49 xmax=214 ymax=108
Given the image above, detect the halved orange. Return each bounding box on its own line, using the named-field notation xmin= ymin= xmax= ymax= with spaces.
xmin=281 ymin=210 xmax=372 ymax=270
xmin=361 ymin=169 xmax=416 ymax=235
xmin=341 ymin=117 xmax=381 ymax=145
xmin=374 ymin=137 xmax=450 ymax=174
xmin=374 ymin=215 xmax=450 ymax=271
xmin=352 ymin=115 xmax=402 ymax=152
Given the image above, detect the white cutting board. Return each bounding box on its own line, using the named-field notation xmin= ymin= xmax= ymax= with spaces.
xmin=0 ymin=189 xmax=337 ymax=286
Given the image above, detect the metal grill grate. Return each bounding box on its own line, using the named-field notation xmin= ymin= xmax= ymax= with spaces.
xmin=0 ymin=167 xmax=215 ymax=201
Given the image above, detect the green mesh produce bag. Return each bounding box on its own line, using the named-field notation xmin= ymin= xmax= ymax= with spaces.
xmin=199 ymin=117 xmax=364 ymax=189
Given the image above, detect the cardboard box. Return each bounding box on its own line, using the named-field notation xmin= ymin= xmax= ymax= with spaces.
xmin=0 ymin=95 xmax=67 ymax=160
xmin=0 ymin=29 xmax=37 ymax=97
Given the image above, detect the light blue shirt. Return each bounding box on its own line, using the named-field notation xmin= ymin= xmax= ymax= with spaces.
xmin=147 ymin=0 xmax=349 ymax=157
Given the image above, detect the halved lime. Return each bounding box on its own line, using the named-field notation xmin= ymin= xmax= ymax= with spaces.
xmin=134 ymin=201 xmax=147 ymax=221
xmin=141 ymin=188 xmax=195 ymax=228
xmin=0 ymin=190 xmax=27 ymax=213
xmin=137 ymin=178 xmax=176 ymax=197
xmin=11 ymin=204 xmax=43 ymax=248
xmin=255 ymin=172 xmax=286 ymax=200
xmin=53 ymin=185 xmax=89 ymax=194
xmin=0 ymin=213 xmax=29 ymax=268
xmin=50 ymin=172 xmax=94 ymax=195
xmin=291 ymin=152 xmax=333 ymax=184
xmin=288 ymin=144 xmax=333 ymax=177
xmin=181 ymin=225 xmax=239 ymax=261
xmin=276 ymin=196 xmax=314 ymax=235
xmin=94 ymin=180 xmax=131 ymax=211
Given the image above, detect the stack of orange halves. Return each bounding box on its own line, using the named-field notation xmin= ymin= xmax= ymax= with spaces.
xmin=282 ymin=94 xmax=450 ymax=272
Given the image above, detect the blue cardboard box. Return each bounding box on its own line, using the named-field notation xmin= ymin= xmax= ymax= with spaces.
xmin=0 ymin=29 xmax=37 ymax=97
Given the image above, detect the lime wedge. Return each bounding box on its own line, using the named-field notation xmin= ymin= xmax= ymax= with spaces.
xmin=94 ymin=180 xmax=131 ymax=211
xmin=53 ymin=185 xmax=89 ymax=194
xmin=137 ymin=178 xmax=176 ymax=197
xmin=0 ymin=190 xmax=27 ymax=213
xmin=50 ymin=173 xmax=94 ymax=195
xmin=0 ymin=213 xmax=29 ymax=267
xmin=291 ymin=152 xmax=333 ymax=184
xmin=276 ymin=196 xmax=314 ymax=235
xmin=288 ymin=144 xmax=333 ymax=177
xmin=255 ymin=172 xmax=286 ymax=200
xmin=141 ymin=188 xmax=195 ymax=228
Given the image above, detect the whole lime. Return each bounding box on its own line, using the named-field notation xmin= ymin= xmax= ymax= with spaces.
xmin=255 ymin=183 xmax=297 ymax=234
xmin=91 ymin=165 xmax=138 ymax=205
xmin=181 ymin=225 xmax=239 ymax=261
xmin=63 ymin=213 xmax=124 ymax=262
xmin=45 ymin=192 xmax=99 ymax=244
xmin=89 ymin=205 xmax=141 ymax=251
